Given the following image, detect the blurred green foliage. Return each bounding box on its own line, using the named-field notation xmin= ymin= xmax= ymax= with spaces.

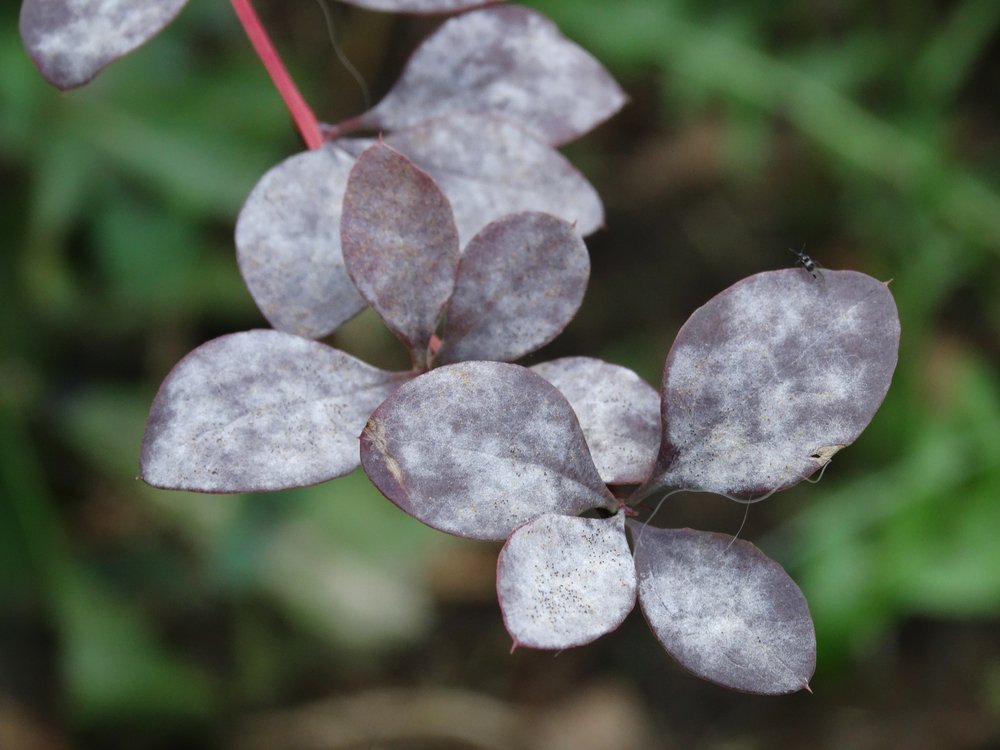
xmin=2 ymin=0 xmax=999 ymax=745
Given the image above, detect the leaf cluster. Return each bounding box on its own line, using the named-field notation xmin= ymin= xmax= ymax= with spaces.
xmin=20 ymin=0 xmax=901 ymax=695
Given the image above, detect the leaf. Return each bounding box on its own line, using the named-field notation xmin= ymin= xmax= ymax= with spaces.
xmin=437 ymin=212 xmax=589 ymax=364
xmin=381 ymin=116 xmax=605 ymax=242
xmin=358 ymin=5 xmax=627 ymax=146
xmin=140 ymin=330 xmax=408 ymax=493
xmin=360 ymin=361 xmax=616 ymax=540
xmin=531 ymin=357 xmax=660 ymax=485
xmin=341 ymin=0 xmax=501 ymax=12
xmin=20 ymin=0 xmax=189 ymax=89
xmin=235 ymin=146 xmax=365 ymax=339
xmin=497 ymin=513 xmax=636 ymax=650
xmin=648 ymin=270 xmax=900 ymax=497
xmin=340 ymin=143 xmax=460 ymax=368
xmin=632 ymin=525 xmax=815 ymax=695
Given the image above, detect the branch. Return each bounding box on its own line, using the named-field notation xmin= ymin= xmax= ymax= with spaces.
xmin=230 ymin=0 xmax=324 ymax=150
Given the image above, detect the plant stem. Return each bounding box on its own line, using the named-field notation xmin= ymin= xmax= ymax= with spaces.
xmin=230 ymin=0 xmax=324 ymax=150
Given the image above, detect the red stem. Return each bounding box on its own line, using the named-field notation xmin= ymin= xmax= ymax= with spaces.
xmin=230 ymin=0 xmax=324 ymax=150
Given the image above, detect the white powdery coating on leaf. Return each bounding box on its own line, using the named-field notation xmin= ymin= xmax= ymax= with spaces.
xmin=657 ymin=269 xmax=900 ymax=495
xmin=363 ymin=6 xmax=626 ymax=146
xmin=438 ymin=212 xmax=589 ymax=364
xmin=340 ymin=144 xmax=460 ymax=363
xmin=20 ymin=0 xmax=188 ymax=88
xmin=236 ymin=146 xmax=365 ymax=339
xmin=378 ymin=116 xmax=604 ymax=242
xmin=633 ymin=526 xmax=815 ymax=694
xmin=532 ymin=357 xmax=660 ymax=485
xmin=361 ymin=362 xmax=615 ymax=540
xmin=498 ymin=513 xmax=637 ymax=649
xmin=140 ymin=330 xmax=405 ymax=492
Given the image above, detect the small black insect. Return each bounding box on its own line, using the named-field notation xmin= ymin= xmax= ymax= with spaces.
xmin=788 ymin=246 xmax=821 ymax=280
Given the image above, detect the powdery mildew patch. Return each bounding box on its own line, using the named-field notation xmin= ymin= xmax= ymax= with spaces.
xmin=236 ymin=145 xmax=365 ymax=339
xmin=439 ymin=212 xmax=590 ymax=364
xmin=632 ymin=525 xmax=815 ymax=694
xmin=361 ymin=6 xmax=626 ymax=146
xmin=140 ymin=330 xmax=406 ymax=492
xmin=360 ymin=362 xmax=616 ymax=540
xmin=498 ymin=513 xmax=637 ymax=649
xmin=21 ymin=0 xmax=188 ymax=88
xmin=379 ymin=115 xmax=604 ymax=242
xmin=341 ymin=144 xmax=460 ymax=366
xmin=532 ymin=357 xmax=661 ymax=485
xmin=655 ymin=269 xmax=900 ymax=496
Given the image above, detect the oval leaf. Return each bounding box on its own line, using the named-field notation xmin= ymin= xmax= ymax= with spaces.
xmin=341 ymin=143 xmax=460 ymax=368
xmin=632 ymin=525 xmax=815 ymax=695
xmin=359 ymin=5 xmax=626 ymax=146
xmin=236 ymin=146 xmax=365 ymax=339
xmin=649 ymin=270 xmax=900 ymax=497
xmin=498 ymin=513 xmax=637 ymax=650
xmin=531 ymin=357 xmax=660 ymax=485
xmin=20 ymin=0 xmax=189 ymax=89
xmin=438 ymin=213 xmax=589 ymax=364
xmin=140 ymin=330 xmax=408 ymax=492
xmin=341 ymin=0 xmax=500 ymax=12
xmin=360 ymin=361 xmax=615 ymax=540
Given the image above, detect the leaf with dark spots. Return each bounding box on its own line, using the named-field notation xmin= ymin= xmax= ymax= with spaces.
xmin=358 ymin=5 xmax=626 ymax=146
xmin=498 ymin=513 xmax=636 ymax=650
xmin=340 ymin=143 xmax=460 ymax=368
xmin=236 ymin=146 xmax=365 ymax=339
xmin=646 ymin=269 xmax=900 ymax=498
xmin=531 ymin=357 xmax=660 ymax=485
xmin=20 ymin=0 xmax=189 ymax=89
xmin=140 ymin=330 xmax=409 ymax=492
xmin=437 ymin=212 xmax=589 ymax=364
xmin=632 ymin=525 xmax=815 ymax=695
xmin=360 ymin=361 xmax=616 ymax=540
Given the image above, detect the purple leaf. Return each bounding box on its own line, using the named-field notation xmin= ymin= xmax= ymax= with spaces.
xmin=20 ymin=0 xmax=189 ymax=89
xmin=340 ymin=143 xmax=460 ymax=368
xmin=497 ymin=513 xmax=637 ymax=650
xmin=359 ymin=5 xmax=627 ymax=146
xmin=140 ymin=330 xmax=408 ymax=493
xmin=632 ymin=525 xmax=815 ymax=695
xmin=437 ymin=213 xmax=589 ymax=364
xmin=531 ymin=357 xmax=660 ymax=485
xmin=360 ymin=361 xmax=616 ymax=540
xmin=380 ymin=116 xmax=605 ymax=242
xmin=648 ymin=270 xmax=900 ymax=498
xmin=340 ymin=0 xmax=501 ymax=12
xmin=235 ymin=146 xmax=365 ymax=339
